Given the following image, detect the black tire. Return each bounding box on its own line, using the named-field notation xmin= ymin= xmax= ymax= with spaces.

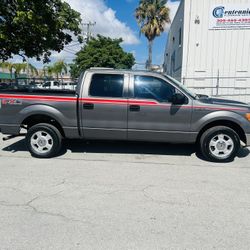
xmin=26 ymin=123 xmax=62 ymax=158
xmin=200 ymin=126 xmax=240 ymax=162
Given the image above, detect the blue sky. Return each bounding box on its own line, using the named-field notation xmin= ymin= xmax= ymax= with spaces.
xmin=12 ymin=0 xmax=181 ymax=69
xmin=107 ymin=0 xmax=180 ymax=68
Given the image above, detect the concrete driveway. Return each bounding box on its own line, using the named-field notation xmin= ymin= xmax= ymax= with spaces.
xmin=0 ymin=134 xmax=250 ymax=250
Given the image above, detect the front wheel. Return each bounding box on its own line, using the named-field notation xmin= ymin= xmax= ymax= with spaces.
xmin=200 ymin=126 xmax=240 ymax=162
xmin=26 ymin=123 xmax=62 ymax=158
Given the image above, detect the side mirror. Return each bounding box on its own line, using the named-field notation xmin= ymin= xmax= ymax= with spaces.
xmin=171 ymin=93 xmax=186 ymax=105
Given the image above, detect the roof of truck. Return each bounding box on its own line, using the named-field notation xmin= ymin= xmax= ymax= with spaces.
xmin=86 ymin=67 xmax=164 ymax=76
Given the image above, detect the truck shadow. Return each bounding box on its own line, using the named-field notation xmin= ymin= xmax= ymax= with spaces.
xmin=2 ymin=138 xmax=250 ymax=161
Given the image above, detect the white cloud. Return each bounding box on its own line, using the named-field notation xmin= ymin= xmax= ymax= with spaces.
xmin=47 ymin=0 xmax=140 ymax=64
xmin=65 ymin=0 xmax=139 ymax=45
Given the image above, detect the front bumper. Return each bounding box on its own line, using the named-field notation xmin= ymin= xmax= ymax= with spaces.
xmin=246 ymin=134 xmax=250 ymax=147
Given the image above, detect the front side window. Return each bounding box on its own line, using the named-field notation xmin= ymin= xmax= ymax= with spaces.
xmin=134 ymin=75 xmax=175 ymax=103
xmin=89 ymin=74 xmax=124 ymax=98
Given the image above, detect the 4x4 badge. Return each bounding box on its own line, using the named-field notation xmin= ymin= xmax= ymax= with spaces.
xmin=1 ymin=99 xmax=22 ymax=105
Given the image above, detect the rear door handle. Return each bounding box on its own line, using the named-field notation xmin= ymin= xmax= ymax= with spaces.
xmin=83 ymin=103 xmax=94 ymax=110
xmin=129 ymin=105 xmax=140 ymax=112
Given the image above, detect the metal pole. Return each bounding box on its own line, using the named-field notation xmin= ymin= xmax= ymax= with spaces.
xmin=216 ymin=69 xmax=220 ymax=96
xmin=83 ymin=22 xmax=96 ymax=42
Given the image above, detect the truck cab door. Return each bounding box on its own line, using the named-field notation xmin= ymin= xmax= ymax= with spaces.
xmin=80 ymin=72 xmax=129 ymax=140
xmin=127 ymin=74 xmax=194 ymax=143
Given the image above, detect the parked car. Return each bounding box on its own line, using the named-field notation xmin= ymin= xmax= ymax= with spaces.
xmin=42 ymin=80 xmax=61 ymax=90
xmin=61 ymin=82 xmax=77 ymax=91
xmin=0 ymin=68 xmax=250 ymax=161
xmin=0 ymin=82 xmax=9 ymax=90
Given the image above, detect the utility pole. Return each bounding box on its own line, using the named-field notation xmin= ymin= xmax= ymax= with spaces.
xmin=82 ymin=21 xmax=96 ymax=42
xmin=26 ymin=57 xmax=30 ymax=81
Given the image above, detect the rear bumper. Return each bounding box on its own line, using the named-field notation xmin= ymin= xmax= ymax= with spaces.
xmin=246 ymin=134 xmax=250 ymax=147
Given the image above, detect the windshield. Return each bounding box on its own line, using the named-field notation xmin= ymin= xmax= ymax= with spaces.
xmin=163 ymin=74 xmax=196 ymax=99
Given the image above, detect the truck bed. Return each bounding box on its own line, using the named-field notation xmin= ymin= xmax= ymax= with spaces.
xmin=0 ymin=85 xmax=79 ymax=138
xmin=0 ymin=87 xmax=76 ymax=96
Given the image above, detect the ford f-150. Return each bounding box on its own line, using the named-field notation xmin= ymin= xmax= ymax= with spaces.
xmin=0 ymin=68 xmax=250 ymax=162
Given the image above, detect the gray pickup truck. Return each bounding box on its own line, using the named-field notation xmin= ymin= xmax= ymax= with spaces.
xmin=0 ymin=68 xmax=250 ymax=162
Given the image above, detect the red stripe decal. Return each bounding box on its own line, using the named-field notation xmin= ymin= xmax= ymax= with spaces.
xmin=80 ymin=98 xmax=157 ymax=105
xmin=0 ymin=94 xmax=247 ymax=111
xmin=0 ymin=94 xmax=77 ymax=102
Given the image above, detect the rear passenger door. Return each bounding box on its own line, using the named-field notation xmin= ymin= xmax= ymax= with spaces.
xmin=81 ymin=73 xmax=128 ymax=140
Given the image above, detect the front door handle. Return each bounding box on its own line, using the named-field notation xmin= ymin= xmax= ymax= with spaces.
xmin=129 ymin=105 xmax=140 ymax=112
xmin=83 ymin=103 xmax=94 ymax=110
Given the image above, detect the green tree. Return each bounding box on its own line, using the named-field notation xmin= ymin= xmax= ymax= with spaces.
xmin=135 ymin=0 xmax=170 ymax=69
xmin=0 ymin=0 xmax=82 ymax=63
xmin=70 ymin=35 xmax=135 ymax=78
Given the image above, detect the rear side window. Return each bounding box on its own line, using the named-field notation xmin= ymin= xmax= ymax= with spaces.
xmin=89 ymin=74 xmax=124 ymax=98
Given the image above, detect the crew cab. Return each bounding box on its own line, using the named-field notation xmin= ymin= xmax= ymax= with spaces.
xmin=0 ymin=68 xmax=250 ymax=162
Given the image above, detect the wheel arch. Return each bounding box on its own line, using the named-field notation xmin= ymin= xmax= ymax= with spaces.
xmin=196 ymin=119 xmax=246 ymax=145
xmin=22 ymin=114 xmax=65 ymax=137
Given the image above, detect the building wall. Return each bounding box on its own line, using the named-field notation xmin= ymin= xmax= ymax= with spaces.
xmin=164 ymin=0 xmax=184 ymax=82
xmin=165 ymin=0 xmax=250 ymax=103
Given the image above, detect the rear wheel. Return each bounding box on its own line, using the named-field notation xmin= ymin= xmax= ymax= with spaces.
xmin=26 ymin=123 xmax=62 ymax=158
xmin=200 ymin=126 xmax=240 ymax=162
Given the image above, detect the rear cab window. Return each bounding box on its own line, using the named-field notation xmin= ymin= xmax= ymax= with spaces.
xmin=89 ymin=74 xmax=125 ymax=98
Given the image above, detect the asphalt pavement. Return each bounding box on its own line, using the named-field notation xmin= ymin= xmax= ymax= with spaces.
xmin=0 ymin=134 xmax=250 ymax=250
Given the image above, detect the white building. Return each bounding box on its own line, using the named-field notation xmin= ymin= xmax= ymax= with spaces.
xmin=164 ymin=0 xmax=250 ymax=102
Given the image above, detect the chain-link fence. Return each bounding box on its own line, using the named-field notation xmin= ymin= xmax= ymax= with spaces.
xmin=182 ymin=76 xmax=250 ymax=103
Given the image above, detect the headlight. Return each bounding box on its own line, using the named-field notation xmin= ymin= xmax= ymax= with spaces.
xmin=245 ymin=113 xmax=250 ymax=121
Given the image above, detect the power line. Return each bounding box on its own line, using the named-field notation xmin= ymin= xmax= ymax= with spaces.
xmin=63 ymin=48 xmax=77 ymax=55
xmin=65 ymin=42 xmax=81 ymax=48
xmin=65 ymin=47 xmax=78 ymax=53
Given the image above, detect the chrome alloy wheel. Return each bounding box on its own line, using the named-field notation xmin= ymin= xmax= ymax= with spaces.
xmin=209 ymin=134 xmax=234 ymax=159
xmin=30 ymin=131 xmax=54 ymax=154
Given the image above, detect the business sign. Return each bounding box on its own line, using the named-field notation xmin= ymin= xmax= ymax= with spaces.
xmin=209 ymin=4 xmax=250 ymax=30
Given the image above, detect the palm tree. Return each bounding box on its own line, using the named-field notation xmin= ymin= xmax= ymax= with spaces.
xmin=46 ymin=65 xmax=54 ymax=77
xmin=0 ymin=62 xmax=38 ymax=79
xmin=47 ymin=60 xmax=68 ymax=82
xmin=13 ymin=63 xmax=26 ymax=78
xmin=135 ymin=0 xmax=170 ymax=69
xmin=25 ymin=63 xmax=38 ymax=77
xmin=13 ymin=63 xmax=38 ymax=79
xmin=54 ymin=60 xmax=68 ymax=81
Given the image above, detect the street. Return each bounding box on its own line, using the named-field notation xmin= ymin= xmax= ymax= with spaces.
xmin=0 ymin=134 xmax=250 ymax=250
